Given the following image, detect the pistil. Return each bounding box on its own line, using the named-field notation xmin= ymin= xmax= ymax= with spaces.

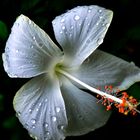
xmin=57 ymin=69 xmax=139 ymax=115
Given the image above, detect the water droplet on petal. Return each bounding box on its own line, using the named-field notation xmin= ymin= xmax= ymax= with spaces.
xmin=46 ymin=131 xmax=50 ymax=135
xmin=55 ymin=107 xmax=61 ymax=113
xmin=38 ymin=103 xmax=42 ymax=106
xmin=60 ymin=18 xmax=65 ymax=23
xmin=102 ymin=23 xmax=105 ymax=26
xmin=74 ymin=15 xmax=80 ymax=21
xmin=44 ymin=98 xmax=48 ymax=102
xmin=29 ymin=108 xmax=32 ymax=113
xmin=43 ymin=122 xmax=48 ymax=128
xmin=15 ymin=49 xmax=19 ymax=53
xmin=62 ymin=26 xmax=65 ymax=30
xmin=31 ymin=119 xmax=36 ymax=124
xmin=105 ymin=23 xmax=110 ymax=28
xmin=16 ymin=111 xmax=21 ymax=117
xmin=69 ymin=33 xmax=72 ymax=37
xmin=97 ymin=38 xmax=103 ymax=45
xmin=60 ymin=31 xmax=63 ymax=34
xmin=96 ymin=22 xmax=99 ymax=26
xmin=88 ymin=9 xmax=91 ymax=13
xmin=29 ymin=20 xmax=32 ymax=24
xmin=33 ymin=36 xmax=36 ymax=40
xmin=30 ymin=134 xmax=38 ymax=140
xmin=58 ymin=125 xmax=64 ymax=130
xmin=98 ymin=9 xmax=102 ymax=13
xmin=51 ymin=116 xmax=57 ymax=122
xmin=78 ymin=114 xmax=84 ymax=120
xmin=25 ymin=123 xmax=29 ymax=128
xmin=30 ymin=45 xmax=34 ymax=49
xmin=32 ymin=125 xmax=36 ymax=129
xmin=70 ymin=25 xmax=74 ymax=29
xmin=79 ymin=23 xmax=82 ymax=26
xmin=88 ymin=6 xmax=93 ymax=10
xmin=99 ymin=16 xmax=103 ymax=19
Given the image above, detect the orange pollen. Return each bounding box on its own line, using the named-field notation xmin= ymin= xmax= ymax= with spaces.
xmin=96 ymin=85 xmax=139 ymax=115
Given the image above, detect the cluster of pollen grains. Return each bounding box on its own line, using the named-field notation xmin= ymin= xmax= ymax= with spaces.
xmin=96 ymin=85 xmax=139 ymax=115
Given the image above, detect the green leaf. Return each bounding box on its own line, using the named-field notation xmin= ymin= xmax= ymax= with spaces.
xmin=21 ymin=0 xmax=41 ymax=11
xmin=3 ymin=116 xmax=17 ymax=129
xmin=0 ymin=94 xmax=4 ymax=111
xmin=128 ymin=83 xmax=140 ymax=100
xmin=126 ymin=26 xmax=140 ymax=40
xmin=0 ymin=20 xmax=8 ymax=40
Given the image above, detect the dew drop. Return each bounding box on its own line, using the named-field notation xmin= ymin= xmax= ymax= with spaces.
xmin=102 ymin=23 xmax=105 ymax=26
xmin=88 ymin=6 xmax=93 ymax=10
xmin=16 ymin=111 xmax=21 ymax=117
xmin=98 ymin=9 xmax=102 ymax=13
xmin=31 ymin=119 xmax=36 ymax=124
xmin=62 ymin=26 xmax=65 ymax=30
xmin=97 ymin=38 xmax=103 ymax=45
xmin=25 ymin=123 xmax=29 ymax=128
xmin=51 ymin=116 xmax=57 ymax=122
xmin=30 ymin=134 xmax=38 ymax=140
xmin=53 ymin=21 xmax=56 ymax=25
xmin=12 ymin=74 xmax=18 ymax=78
xmin=96 ymin=22 xmax=99 ymax=26
xmin=55 ymin=107 xmax=61 ymax=113
xmin=78 ymin=114 xmax=84 ymax=120
xmin=60 ymin=31 xmax=63 ymax=34
xmin=69 ymin=33 xmax=72 ymax=37
xmin=33 ymin=36 xmax=36 ymax=40
xmin=79 ymin=23 xmax=82 ymax=26
xmin=45 ymin=131 xmax=50 ymax=139
xmin=70 ymin=25 xmax=74 ymax=29
xmin=30 ymin=45 xmax=34 ymax=49
xmin=32 ymin=125 xmax=36 ymax=129
xmin=29 ymin=108 xmax=32 ymax=113
xmin=60 ymin=18 xmax=65 ymax=23
xmin=58 ymin=125 xmax=64 ymax=130
xmin=44 ymin=98 xmax=48 ymax=102
xmin=99 ymin=16 xmax=103 ymax=19
xmin=36 ymin=108 xmax=39 ymax=112
xmin=29 ymin=20 xmax=32 ymax=24
xmin=74 ymin=15 xmax=80 ymax=21
xmin=105 ymin=23 xmax=110 ymax=28
xmin=15 ymin=49 xmax=19 ymax=53
xmin=88 ymin=9 xmax=91 ymax=13
xmin=43 ymin=122 xmax=49 ymax=128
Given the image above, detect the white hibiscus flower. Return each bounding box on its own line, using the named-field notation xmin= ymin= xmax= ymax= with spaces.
xmin=2 ymin=5 xmax=140 ymax=140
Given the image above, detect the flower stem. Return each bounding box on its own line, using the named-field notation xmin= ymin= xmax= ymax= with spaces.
xmin=58 ymin=69 xmax=123 ymax=104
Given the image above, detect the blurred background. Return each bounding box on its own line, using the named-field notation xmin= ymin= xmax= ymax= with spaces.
xmin=0 ymin=0 xmax=140 ymax=139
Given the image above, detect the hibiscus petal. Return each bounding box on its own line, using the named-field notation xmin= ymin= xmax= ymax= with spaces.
xmin=13 ymin=75 xmax=67 ymax=140
xmin=71 ymin=50 xmax=140 ymax=91
xmin=2 ymin=15 xmax=63 ymax=78
xmin=52 ymin=5 xmax=113 ymax=66
xmin=61 ymin=77 xmax=111 ymax=136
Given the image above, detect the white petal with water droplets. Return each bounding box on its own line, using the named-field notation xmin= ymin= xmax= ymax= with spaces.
xmin=52 ymin=5 xmax=113 ymax=67
xmin=2 ymin=15 xmax=63 ymax=78
xmin=71 ymin=50 xmax=140 ymax=91
xmin=61 ymin=77 xmax=111 ymax=136
xmin=13 ymin=74 xmax=67 ymax=140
